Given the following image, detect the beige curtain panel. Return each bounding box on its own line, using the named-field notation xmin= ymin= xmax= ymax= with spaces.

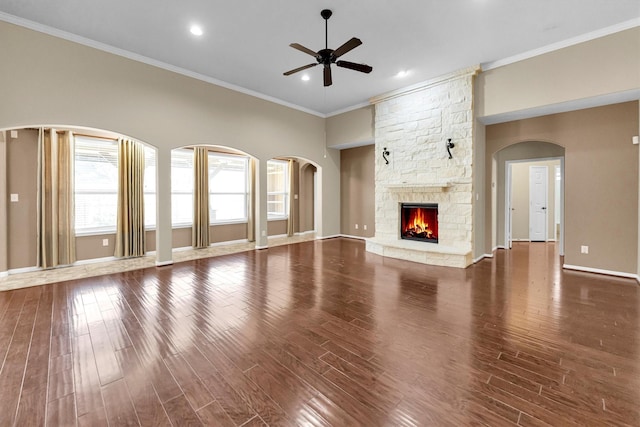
xmin=192 ymin=146 xmax=210 ymax=248
xmin=115 ymin=138 xmax=146 ymax=258
xmin=37 ymin=128 xmax=76 ymax=268
xmin=287 ymin=159 xmax=295 ymax=237
xmin=247 ymin=158 xmax=256 ymax=242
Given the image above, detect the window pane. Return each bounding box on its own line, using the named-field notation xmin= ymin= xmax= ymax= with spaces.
xmin=144 ymin=146 xmax=156 ymax=227
xmin=210 ymin=194 xmax=246 ymax=222
xmin=208 ymin=153 xmax=248 ymax=223
xmin=144 ymin=194 xmax=156 ymax=228
xmin=267 ymin=160 xmax=289 ymax=218
xmin=209 ymin=154 xmax=247 ymax=193
xmin=171 ymin=149 xmax=194 ymax=225
xmin=75 ymin=137 xmax=118 ymax=232
xmin=76 ymin=193 xmax=118 ymax=232
xmin=172 ymin=193 xmax=193 ymax=224
xmin=267 ymin=194 xmax=286 ymax=216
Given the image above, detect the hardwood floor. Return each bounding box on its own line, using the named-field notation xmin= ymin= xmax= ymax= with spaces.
xmin=1 ymin=238 xmax=639 ymax=426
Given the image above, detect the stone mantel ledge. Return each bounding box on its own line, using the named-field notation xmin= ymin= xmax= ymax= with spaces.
xmin=384 ymin=179 xmax=471 ymax=192
xmin=366 ymin=237 xmax=472 ymax=268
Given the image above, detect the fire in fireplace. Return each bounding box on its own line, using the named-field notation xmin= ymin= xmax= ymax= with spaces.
xmin=400 ymin=203 xmax=438 ymax=243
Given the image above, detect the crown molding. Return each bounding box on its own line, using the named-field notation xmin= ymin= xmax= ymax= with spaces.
xmin=482 ymin=18 xmax=640 ymax=71
xmin=369 ymin=66 xmax=481 ymax=105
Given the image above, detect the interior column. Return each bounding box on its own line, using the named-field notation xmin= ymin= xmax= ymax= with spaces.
xmin=155 ymin=147 xmax=173 ymax=266
xmin=254 ymin=158 xmax=268 ymax=249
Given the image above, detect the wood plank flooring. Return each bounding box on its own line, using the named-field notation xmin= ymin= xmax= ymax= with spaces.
xmin=1 ymin=238 xmax=639 ymax=426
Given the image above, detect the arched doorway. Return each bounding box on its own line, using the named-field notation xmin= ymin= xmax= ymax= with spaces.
xmin=492 ymin=141 xmax=565 ymax=255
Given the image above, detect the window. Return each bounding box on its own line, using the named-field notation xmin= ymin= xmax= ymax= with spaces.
xmin=267 ymin=159 xmax=289 ymax=219
xmin=209 ymin=153 xmax=248 ymax=223
xmin=74 ymin=136 xmax=118 ymax=234
xmin=171 ymin=149 xmax=194 ymax=226
xmin=143 ymin=146 xmax=156 ymax=228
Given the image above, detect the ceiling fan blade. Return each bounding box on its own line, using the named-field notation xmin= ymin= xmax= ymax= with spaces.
xmin=324 ymin=66 xmax=332 ymax=87
xmin=332 ymin=37 xmax=362 ymax=58
xmin=290 ymin=43 xmax=318 ymax=57
xmin=336 ymin=60 xmax=373 ymax=74
xmin=283 ymin=63 xmax=318 ymax=76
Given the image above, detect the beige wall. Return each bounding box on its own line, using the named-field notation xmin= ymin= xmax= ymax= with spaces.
xmin=326 ymin=106 xmax=374 ymax=149
xmin=340 ymin=145 xmax=375 ymax=237
xmin=75 ymin=223 xmax=251 ymax=260
xmin=299 ymin=163 xmax=316 ymax=232
xmin=477 ymin=27 xmax=640 ymax=120
xmin=486 ymin=102 xmax=639 ymax=274
xmin=267 ymin=220 xmax=287 ymax=236
xmin=510 ymin=160 xmax=560 ymax=241
xmin=0 ymin=21 xmax=340 ymax=266
xmin=6 ymin=129 xmax=38 ymax=269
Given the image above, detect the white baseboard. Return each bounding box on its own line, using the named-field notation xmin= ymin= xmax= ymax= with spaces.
xmin=495 ymin=245 xmax=506 ymax=250
xmin=0 ymin=271 xmax=7 ymax=278
xmin=173 ymin=246 xmax=194 ymax=252
xmin=563 ymin=264 xmax=639 ymax=280
xmin=295 ymin=230 xmax=316 ymax=236
xmin=318 ymin=234 xmax=342 ymax=240
xmin=155 ymin=260 xmax=173 ymax=267
xmin=8 ymin=266 xmax=40 ymax=275
xmin=211 ymin=238 xmax=249 ymax=247
xmin=473 ymin=253 xmax=494 ymax=263
xmin=267 ymin=233 xmax=288 ymax=239
xmin=74 ymin=256 xmax=117 ymax=265
xmin=338 ymin=234 xmax=367 ymax=241
xmin=255 ymin=245 xmax=268 ymax=250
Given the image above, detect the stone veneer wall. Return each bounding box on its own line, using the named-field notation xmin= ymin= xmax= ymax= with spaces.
xmin=366 ymin=67 xmax=478 ymax=268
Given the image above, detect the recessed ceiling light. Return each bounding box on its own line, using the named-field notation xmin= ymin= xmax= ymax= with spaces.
xmin=190 ymin=25 xmax=203 ymax=36
xmin=396 ymin=70 xmax=409 ymax=78
xmin=301 ymin=74 xmax=310 ymax=82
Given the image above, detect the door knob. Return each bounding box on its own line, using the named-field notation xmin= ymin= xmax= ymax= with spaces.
xmin=541 ymin=207 xmax=546 ymax=210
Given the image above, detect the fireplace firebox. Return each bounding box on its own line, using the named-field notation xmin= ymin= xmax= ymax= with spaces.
xmin=400 ymin=203 xmax=438 ymax=243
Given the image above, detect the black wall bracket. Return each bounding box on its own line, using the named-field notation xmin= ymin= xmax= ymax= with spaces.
xmin=446 ymin=139 xmax=455 ymax=159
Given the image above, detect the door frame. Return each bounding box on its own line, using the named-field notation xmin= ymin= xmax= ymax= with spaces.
xmin=505 ymin=156 xmax=564 ymax=255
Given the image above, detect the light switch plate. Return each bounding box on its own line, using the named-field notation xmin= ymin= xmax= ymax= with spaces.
xmin=10 ymin=194 xmax=18 ymax=202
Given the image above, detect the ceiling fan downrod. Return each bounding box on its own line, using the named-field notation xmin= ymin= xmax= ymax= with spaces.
xmin=321 ymin=9 xmax=332 ymax=50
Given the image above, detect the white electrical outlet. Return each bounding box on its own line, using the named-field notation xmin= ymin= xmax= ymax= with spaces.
xmin=581 ymin=245 xmax=589 ymax=254
xmin=102 ymin=239 xmax=109 ymax=247
xmin=363 ymin=225 xmax=367 ymax=230
xmin=355 ymin=224 xmax=359 ymax=230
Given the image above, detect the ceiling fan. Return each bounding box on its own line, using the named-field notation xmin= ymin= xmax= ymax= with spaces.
xmin=283 ymin=9 xmax=373 ymax=87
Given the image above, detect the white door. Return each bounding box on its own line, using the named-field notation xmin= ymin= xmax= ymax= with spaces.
xmin=529 ymin=165 xmax=548 ymax=241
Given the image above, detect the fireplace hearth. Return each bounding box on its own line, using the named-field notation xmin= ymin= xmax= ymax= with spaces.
xmin=400 ymin=203 xmax=438 ymax=243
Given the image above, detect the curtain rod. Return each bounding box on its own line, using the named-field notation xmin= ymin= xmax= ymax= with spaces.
xmin=72 ymin=132 xmax=118 ymax=141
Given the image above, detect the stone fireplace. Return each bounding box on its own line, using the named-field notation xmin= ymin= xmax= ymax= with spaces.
xmin=366 ymin=67 xmax=479 ymax=268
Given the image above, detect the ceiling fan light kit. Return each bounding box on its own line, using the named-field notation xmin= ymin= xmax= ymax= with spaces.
xmin=283 ymin=9 xmax=373 ymax=87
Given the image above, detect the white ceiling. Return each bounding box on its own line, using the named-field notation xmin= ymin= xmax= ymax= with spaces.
xmin=0 ymin=0 xmax=638 ymax=116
